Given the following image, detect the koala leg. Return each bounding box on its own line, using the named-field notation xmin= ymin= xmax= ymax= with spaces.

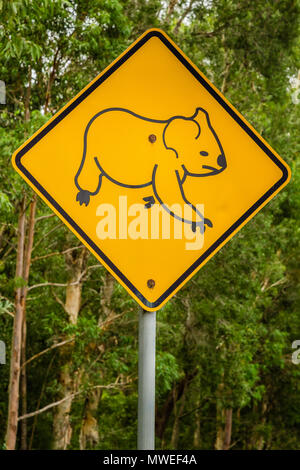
xmin=152 ymin=164 xmax=212 ymax=233
xmin=75 ymin=153 xmax=104 ymax=206
xmin=75 ymin=173 xmax=103 ymax=206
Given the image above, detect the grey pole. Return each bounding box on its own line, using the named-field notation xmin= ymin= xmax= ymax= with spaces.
xmin=137 ymin=307 xmax=156 ymax=450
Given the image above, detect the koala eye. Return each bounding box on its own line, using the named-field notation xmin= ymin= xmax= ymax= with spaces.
xmin=200 ymin=151 xmax=209 ymax=156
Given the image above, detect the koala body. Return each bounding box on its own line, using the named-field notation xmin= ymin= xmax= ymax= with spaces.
xmin=75 ymin=108 xmax=227 ymax=232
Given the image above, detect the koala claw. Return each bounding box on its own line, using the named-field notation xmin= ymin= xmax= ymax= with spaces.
xmin=204 ymin=218 xmax=213 ymax=228
xmin=76 ymin=190 xmax=90 ymax=206
xmin=191 ymin=221 xmax=206 ymax=234
xmin=143 ymin=195 xmax=155 ymax=209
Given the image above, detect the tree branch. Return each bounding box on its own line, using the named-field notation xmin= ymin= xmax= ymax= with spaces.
xmin=32 ymin=223 xmax=63 ymax=252
xmin=27 ymin=281 xmax=79 ymax=292
xmin=264 ymin=277 xmax=287 ymax=292
xmin=51 ymin=285 xmax=66 ymax=310
xmin=21 ymin=336 xmax=77 ymax=369
xmin=173 ymin=0 xmax=196 ymax=34
xmin=18 ymin=382 xmax=129 ymax=421
xmin=32 ymin=245 xmax=83 ymax=263
xmin=35 ymin=214 xmax=56 ymax=223
xmin=21 ymin=312 xmax=124 ymax=369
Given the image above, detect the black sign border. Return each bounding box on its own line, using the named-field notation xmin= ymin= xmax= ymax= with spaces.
xmin=14 ymin=30 xmax=289 ymax=309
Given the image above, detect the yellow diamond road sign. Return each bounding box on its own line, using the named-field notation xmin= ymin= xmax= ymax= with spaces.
xmin=12 ymin=29 xmax=291 ymax=311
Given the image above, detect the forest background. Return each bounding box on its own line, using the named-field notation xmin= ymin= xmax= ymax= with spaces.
xmin=0 ymin=0 xmax=299 ymax=450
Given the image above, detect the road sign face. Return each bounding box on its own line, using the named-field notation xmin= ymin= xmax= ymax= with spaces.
xmin=12 ymin=29 xmax=291 ymax=311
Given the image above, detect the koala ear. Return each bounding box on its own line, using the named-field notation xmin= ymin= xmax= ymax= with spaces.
xmin=163 ymin=117 xmax=200 ymax=158
xmin=192 ymin=107 xmax=209 ymax=131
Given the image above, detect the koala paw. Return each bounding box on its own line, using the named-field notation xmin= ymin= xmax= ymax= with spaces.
xmin=143 ymin=195 xmax=155 ymax=209
xmin=191 ymin=221 xmax=206 ymax=234
xmin=191 ymin=218 xmax=213 ymax=234
xmin=76 ymin=190 xmax=90 ymax=206
xmin=204 ymin=218 xmax=213 ymax=228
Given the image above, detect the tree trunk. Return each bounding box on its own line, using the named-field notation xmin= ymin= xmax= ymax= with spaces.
xmin=193 ymin=398 xmax=201 ymax=448
xmin=215 ymin=379 xmax=226 ymax=450
xmin=157 ymin=297 xmax=198 ymax=444
xmin=20 ymin=194 xmax=37 ymax=449
xmin=156 ymin=369 xmax=198 ymax=442
xmin=52 ymin=247 xmax=87 ymax=450
xmin=257 ymin=400 xmax=268 ymax=450
xmin=24 ymin=66 xmax=31 ymax=123
xmin=19 ymin=65 xmax=33 ymax=450
xmin=215 ymin=408 xmax=224 ymax=450
xmin=170 ymin=380 xmax=187 ymax=449
xmin=20 ymin=312 xmax=27 ymax=449
xmin=79 ymin=271 xmax=115 ymax=449
xmin=223 ymin=408 xmax=233 ymax=450
xmin=99 ymin=270 xmax=115 ymax=322
xmin=44 ymin=48 xmax=59 ymax=114
xmin=215 ymin=401 xmax=225 ymax=450
xmin=167 ymin=0 xmax=178 ymax=17
xmin=6 ymin=196 xmax=26 ymax=450
xmin=52 ymin=365 xmax=74 ymax=450
xmin=79 ymin=389 xmax=102 ymax=449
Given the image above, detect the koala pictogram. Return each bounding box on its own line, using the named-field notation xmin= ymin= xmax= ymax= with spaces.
xmin=75 ymin=108 xmax=227 ymax=233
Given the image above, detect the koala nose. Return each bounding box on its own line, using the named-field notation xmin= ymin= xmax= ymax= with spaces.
xmin=217 ymin=153 xmax=226 ymax=169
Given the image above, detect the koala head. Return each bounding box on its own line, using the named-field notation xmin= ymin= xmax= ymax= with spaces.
xmin=163 ymin=108 xmax=226 ymax=176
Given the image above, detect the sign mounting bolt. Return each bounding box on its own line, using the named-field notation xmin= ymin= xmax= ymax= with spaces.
xmin=148 ymin=134 xmax=156 ymax=143
xmin=147 ymin=279 xmax=155 ymax=289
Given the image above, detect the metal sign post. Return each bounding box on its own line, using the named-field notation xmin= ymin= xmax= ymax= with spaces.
xmin=138 ymin=308 xmax=156 ymax=450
